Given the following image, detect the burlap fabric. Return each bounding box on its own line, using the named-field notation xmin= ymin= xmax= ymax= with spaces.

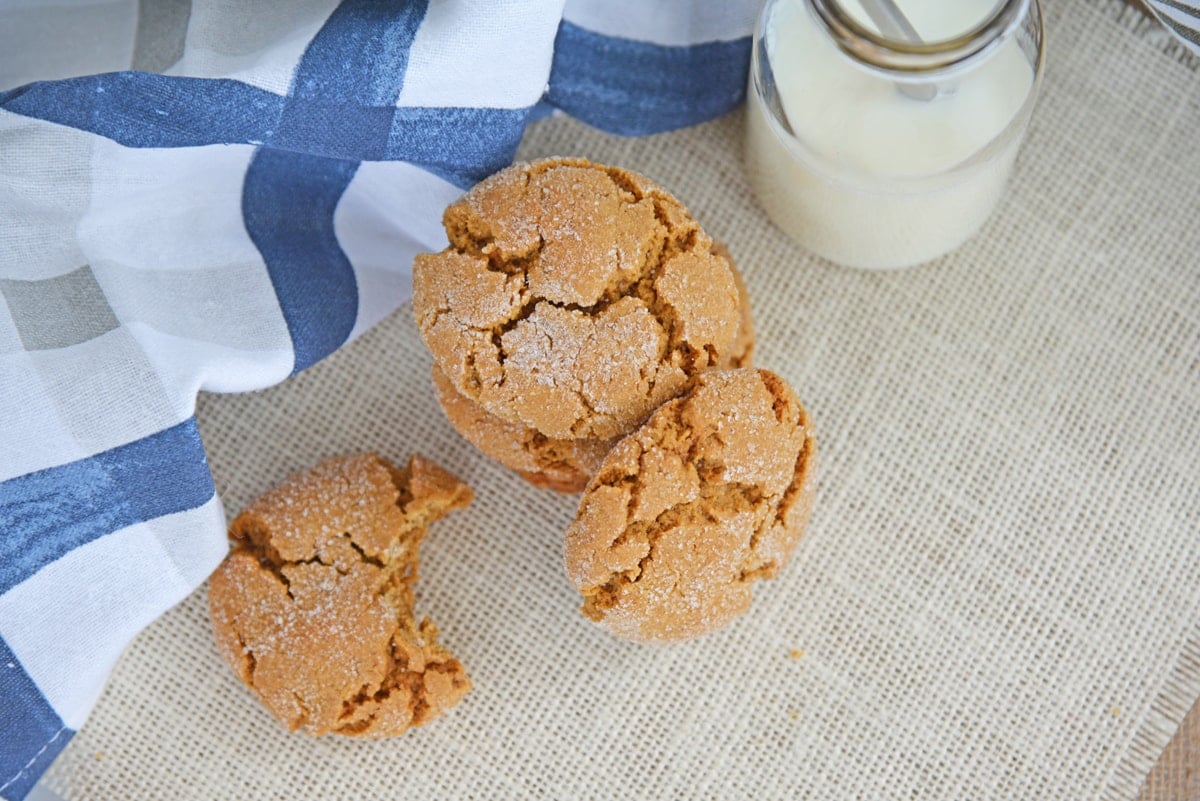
xmin=41 ymin=1 xmax=1200 ymax=798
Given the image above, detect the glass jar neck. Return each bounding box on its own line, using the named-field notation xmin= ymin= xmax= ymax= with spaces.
xmin=806 ymin=0 xmax=1030 ymax=75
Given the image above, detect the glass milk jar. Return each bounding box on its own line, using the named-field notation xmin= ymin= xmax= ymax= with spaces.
xmin=745 ymin=0 xmax=1045 ymax=270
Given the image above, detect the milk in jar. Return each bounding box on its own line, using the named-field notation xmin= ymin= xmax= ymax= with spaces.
xmin=745 ymin=0 xmax=1044 ymax=270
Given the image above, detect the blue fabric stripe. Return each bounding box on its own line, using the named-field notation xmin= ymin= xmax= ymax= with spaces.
xmin=238 ymin=0 xmax=430 ymax=375
xmin=0 ymin=637 xmax=71 ymax=801
xmin=0 ymin=76 xmax=521 ymax=184
xmin=0 ymin=419 xmax=215 ymax=596
xmin=272 ymin=0 xmax=428 ymax=161
xmin=241 ymin=150 xmax=359 ymax=373
xmin=0 ymin=74 xmax=283 ymax=148
xmin=289 ymin=0 xmax=428 ymax=105
xmin=385 ymin=105 xmax=528 ymax=188
xmin=0 ymin=0 xmax=507 ymax=188
xmin=546 ymin=22 xmax=751 ymax=136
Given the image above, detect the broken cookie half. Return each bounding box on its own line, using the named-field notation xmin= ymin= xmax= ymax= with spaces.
xmin=564 ymin=369 xmax=817 ymax=643
xmin=208 ymin=452 xmax=473 ymax=737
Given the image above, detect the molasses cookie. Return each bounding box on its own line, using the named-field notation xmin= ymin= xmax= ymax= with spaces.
xmin=564 ymin=369 xmax=816 ymax=642
xmin=209 ymin=453 xmax=473 ymax=737
xmin=413 ymin=158 xmax=741 ymax=442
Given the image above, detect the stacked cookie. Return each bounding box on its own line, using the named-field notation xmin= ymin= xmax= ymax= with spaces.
xmin=206 ymin=159 xmax=816 ymax=739
xmin=415 ymin=158 xmax=817 ymax=643
xmin=415 ymin=157 xmax=744 ymax=491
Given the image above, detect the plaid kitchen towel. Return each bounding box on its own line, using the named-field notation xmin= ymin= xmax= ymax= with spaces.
xmin=0 ymin=2 xmax=757 ymax=798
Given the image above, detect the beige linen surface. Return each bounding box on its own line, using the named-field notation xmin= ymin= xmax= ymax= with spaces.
xmin=42 ymin=1 xmax=1200 ymax=799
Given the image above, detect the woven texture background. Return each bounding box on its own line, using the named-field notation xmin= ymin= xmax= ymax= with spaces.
xmin=42 ymin=1 xmax=1200 ymax=798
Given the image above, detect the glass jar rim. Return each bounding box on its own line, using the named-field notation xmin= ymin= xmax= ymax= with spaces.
xmin=807 ymin=0 xmax=1031 ymax=74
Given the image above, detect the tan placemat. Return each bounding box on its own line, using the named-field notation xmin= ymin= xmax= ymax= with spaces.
xmin=42 ymin=0 xmax=1200 ymax=798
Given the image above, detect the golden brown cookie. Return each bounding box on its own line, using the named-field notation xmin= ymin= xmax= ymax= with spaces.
xmin=431 ymin=364 xmax=613 ymax=493
xmin=413 ymin=157 xmax=741 ymax=442
xmin=564 ymin=369 xmax=817 ymax=643
xmin=209 ymin=453 xmax=473 ymax=737
xmin=713 ymin=242 xmax=755 ymax=370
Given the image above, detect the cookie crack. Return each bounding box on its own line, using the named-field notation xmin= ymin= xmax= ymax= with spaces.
xmin=236 ymin=632 xmax=257 ymax=684
xmin=444 ymin=170 xmax=533 ymax=256
xmin=292 ymin=691 xmax=312 ymax=730
xmin=453 ymin=188 xmax=696 ymax=371
xmin=762 ymin=426 xmax=817 ymax=555
xmin=491 ymin=288 xmax=656 ymax=345
xmin=520 ymin=430 xmax=586 ymax=473
xmin=419 ymin=304 xmax=453 ymax=333
xmin=347 ymin=538 xmax=385 ymax=569
xmin=582 ymin=543 xmax=656 ymax=621
xmin=602 ymin=165 xmax=647 ymax=202
xmin=568 ymin=386 xmax=609 ymax=438
xmin=233 ymin=525 xmax=317 ymax=599
xmin=583 ymin=479 xmax=776 ymax=615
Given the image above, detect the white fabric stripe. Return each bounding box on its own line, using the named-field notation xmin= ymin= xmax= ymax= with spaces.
xmin=80 ymin=139 xmax=293 ymax=366
xmin=0 ymin=0 xmax=124 ymax=8
xmin=79 ymin=140 xmax=265 ymax=275
xmin=396 ymin=0 xmax=565 ymax=108
xmin=0 ymin=497 xmax=228 ymax=730
xmin=0 ymin=290 xmax=23 ymax=355
xmin=0 ymin=352 xmax=88 ymax=482
xmin=16 ymin=327 xmax=182 ymax=468
xmin=1153 ymin=5 xmax=1200 ymax=53
xmin=130 ymin=322 xmax=292 ymax=396
xmin=165 ymin=0 xmax=335 ymax=92
xmin=1156 ymin=0 xmax=1200 ymax=11
xmin=334 ymin=160 xmax=458 ymax=340
xmin=560 ymin=0 xmax=759 ymax=45
xmin=93 ymin=260 xmax=292 ymax=353
xmin=0 ymin=115 xmax=95 ymax=282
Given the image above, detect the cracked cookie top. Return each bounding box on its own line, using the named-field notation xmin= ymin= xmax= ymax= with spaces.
xmin=413 ymin=158 xmax=741 ymax=441
xmin=564 ymin=369 xmax=817 ymax=643
xmin=208 ymin=453 xmax=473 ymax=737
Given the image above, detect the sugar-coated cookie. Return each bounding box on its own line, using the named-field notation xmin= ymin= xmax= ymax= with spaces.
xmin=209 ymin=453 xmax=473 ymax=737
xmin=427 ymin=240 xmax=755 ymax=494
xmin=414 ymin=157 xmax=741 ymax=442
xmin=431 ymin=364 xmax=613 ymax=493
xmin=564 ymin=369 xmax=816 ymax=642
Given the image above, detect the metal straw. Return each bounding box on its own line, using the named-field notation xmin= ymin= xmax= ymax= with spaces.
xmin=856 ymin=0 xmax=938 ymax=100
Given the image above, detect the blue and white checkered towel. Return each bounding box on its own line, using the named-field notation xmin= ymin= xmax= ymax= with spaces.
xmin=1 ymin=1 xmax=1196 ymax=799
